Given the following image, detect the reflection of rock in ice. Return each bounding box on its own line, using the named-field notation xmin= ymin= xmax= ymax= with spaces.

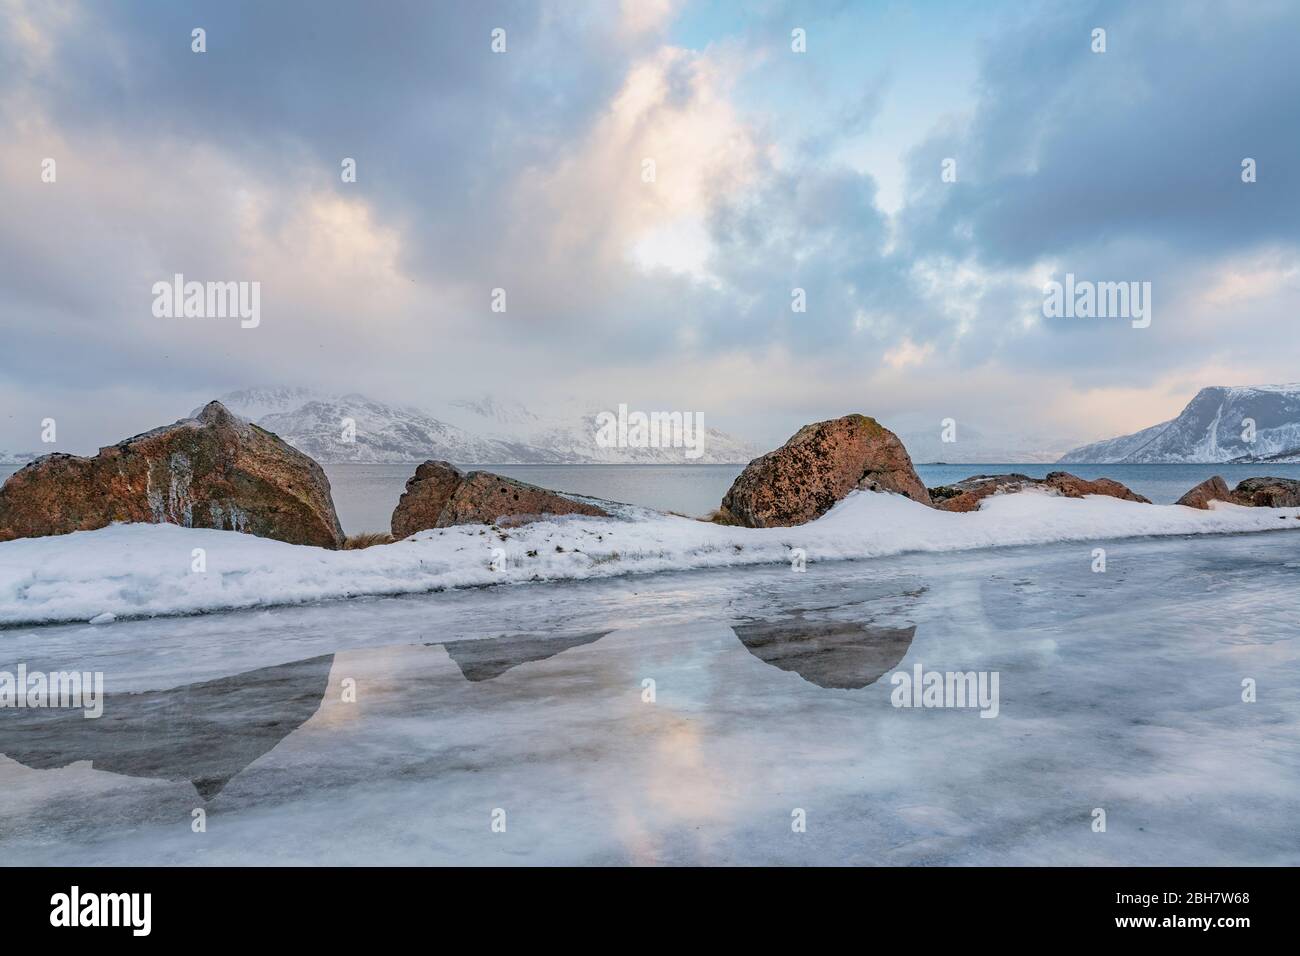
xmin=732 ymin=617 xmax=915 ymax=689
xmin=437 ymin=631 xmax=612 ymax=682
xmin=0 ymin=654 xmax=334 ymax=799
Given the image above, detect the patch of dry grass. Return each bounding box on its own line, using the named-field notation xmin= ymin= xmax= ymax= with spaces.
xmin=342 ymin=531 xmax=394 ymax=550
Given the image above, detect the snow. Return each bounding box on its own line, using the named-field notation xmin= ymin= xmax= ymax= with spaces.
xmin=208 ymin=386 xmax=761 ymax=465
xmin=1 ymin=489 xmax=1297 ymax=626
xmin=3 ymin=530 xmax=1298 ymax=865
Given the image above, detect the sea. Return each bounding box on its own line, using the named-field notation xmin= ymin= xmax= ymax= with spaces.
xmin=5 ymin=461 xmax=1300 ymax=535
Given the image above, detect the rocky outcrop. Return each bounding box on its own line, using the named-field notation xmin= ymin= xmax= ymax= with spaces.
xmin=1229 ymin=476 xmax=1300 ymax=508
xmin=0 ymin=402 xmax=344 ymax=548
xmin=930 ymin=471 xmax=1150 ymax=513
xmin=1174 ymin=475 xmax=1300 ymax=509
xmin=390 ymin=461 xmax=465 ymax=538
xmin=928 ymin=474 xmax=1039 ymax=513
xmin=715 ymin=415 xmax=931 ymax=528
xmin=1042 ymin=471 xmax=1151 ymax=504
xmin=1175 ymin=476 xmax=1232 ymax=509
xmin=391 ymin=462 xmax=608 ymax=537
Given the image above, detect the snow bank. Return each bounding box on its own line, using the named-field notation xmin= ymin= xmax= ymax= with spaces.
xmin=1 ymin=490 xmax=1296 ymax=626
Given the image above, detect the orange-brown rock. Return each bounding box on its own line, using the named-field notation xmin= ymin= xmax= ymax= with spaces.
xmin=715 ymin=415 xmax=931 ymax=528
xmin=390 ymin=460 xmax=465 ymax=539
xmin=391 ymin=462 xmax=608 ymax=536
xmin=1229 ymin=476 xmax=1300 ymax=507
xmin=931 ymin=471 xmax=1150 ymax=513
xmin=929 ymin=474 xmax=1038 ymax=513
xmin=1175 ymin=476 xmax=1231 ymax=509
xmin=0 ymin=402 xmax=344 ymax=548
xmin=1042 ymin=471 xmax=1151 ymax=504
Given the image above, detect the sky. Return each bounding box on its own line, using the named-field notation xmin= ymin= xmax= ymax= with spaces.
xmin=1 ymin=0 xmax=1298 ymax=455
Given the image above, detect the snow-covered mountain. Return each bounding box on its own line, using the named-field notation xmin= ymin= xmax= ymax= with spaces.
xmin=431 ymin=394 xmax=763 ymax=464
xmin=0 ymin=450 xmax=39 ymax=466
xmin=204 ymin=385 xmax=321 ymax=421
xmin=201 ymin=388 xmax=761 ymax=464
xmin=1058 ymin=384 xmax=1300 ymax=464
xmin=195 ymin=390 xmax=555 ymax=464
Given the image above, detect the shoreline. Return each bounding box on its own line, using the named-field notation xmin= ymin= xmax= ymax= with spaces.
xmin=4 ymin=490 xmax=1297 ymax=628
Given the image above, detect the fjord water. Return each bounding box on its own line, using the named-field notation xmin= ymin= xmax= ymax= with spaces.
xmin=2 ymin=532 xmax=1297 ymax=865
xmin=318 ymin=462 xmax=1300 ymax=533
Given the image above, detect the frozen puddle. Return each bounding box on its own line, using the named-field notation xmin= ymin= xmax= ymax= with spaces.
xmin=1 ymin=532 xmax=1298 ymax=865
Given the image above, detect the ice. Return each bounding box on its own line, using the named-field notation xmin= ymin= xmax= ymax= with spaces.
xmin=1 ymin=531 xmax=1298 ymax=865
xmin=2 ymin=488 xmax=1298 ymax=625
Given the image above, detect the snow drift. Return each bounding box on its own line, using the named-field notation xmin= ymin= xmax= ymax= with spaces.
xmin=1 ymin=490 xmax=1297 ymax=626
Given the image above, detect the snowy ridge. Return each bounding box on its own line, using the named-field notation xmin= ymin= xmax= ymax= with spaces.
xmin=424 ymin=394 xmax=763 ymax=464
xmin=2 ymin=490 xmax=1296 ymax=626
xmin=260 ymin=396 xmax=550 ymax=465
xmin=0 ymin=450 xmax=38 ymax=466
xmin=205 ymin=387 xmax=761 ymax=464
xmin=1060 ymin=385 xmax=1300 ymax=463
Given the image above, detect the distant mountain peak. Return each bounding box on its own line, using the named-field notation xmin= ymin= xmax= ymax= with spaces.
xmin=204 ymin=388 xmax=760 ymax=464
xmin=1059 ymin=384 xmax=1300 ymax=464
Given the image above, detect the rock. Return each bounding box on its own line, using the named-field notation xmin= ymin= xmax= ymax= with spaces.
xmin=1230 ymin=476 xmax=1300 ymax=508
xmin=0 ymin=401 xmax=344 ymax=548
xmin=1175 ymin=476 xmax=1231 ymax=509
xmin=1177 ymin=475 xmax=1300 ymax=508
xmin=716 ymin=415 xmax=931 ymax=528
xmin=931 ymin=471 xmax=1150 ymax=513
xmin=1042 ymin=471 xmax=1151 ymax=504
xmin=390 ymin=462 xmax=608 ymax=536
xmin=929 ymin=474 xmax=1040 ymax=513
xmin=438 ymin=472 xmax=610 ymax=528
xmin=390 ymin=460 xmax=466 ymax=539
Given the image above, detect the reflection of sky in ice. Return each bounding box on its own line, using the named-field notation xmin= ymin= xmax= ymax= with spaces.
xmin=1 ymin=532 xmax=1297 ymax=865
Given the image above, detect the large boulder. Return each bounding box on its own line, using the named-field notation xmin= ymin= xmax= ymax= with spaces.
xmin=930 ymin=471 xmax=1150 ymax=513
xmin=715 ymin=415 xmax=931 ymax=528
xmin=1230 ymin=476 xmax=1300 ymax=508
xmin=390 ymin=460 xmax=465 ymax=539
xmin=1175 ymin=476 xmax=1231 ymax=509
xmin=391 ymin=462 xmax=608 ymax=537
xmin=0 ymin=402 xmax=344 ymax=548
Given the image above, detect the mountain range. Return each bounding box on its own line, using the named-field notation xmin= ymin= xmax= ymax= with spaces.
xmin=9 ymin=383 xmax=1300 ymax=468
xmin=1059 ymin=385 xmax=1300 ymax=464
xmin=192 ymin=387 xmax=763 ymax=464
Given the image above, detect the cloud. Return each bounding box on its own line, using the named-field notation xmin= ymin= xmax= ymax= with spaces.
xmin=0 ymin=0 xmax=1297 ymax=454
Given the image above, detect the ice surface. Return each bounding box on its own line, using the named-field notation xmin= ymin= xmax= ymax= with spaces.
xmin=2 ymin=488 xmax=1298 ymax=625
xmin=1 ymin=532 xmax=1297 ymax=865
